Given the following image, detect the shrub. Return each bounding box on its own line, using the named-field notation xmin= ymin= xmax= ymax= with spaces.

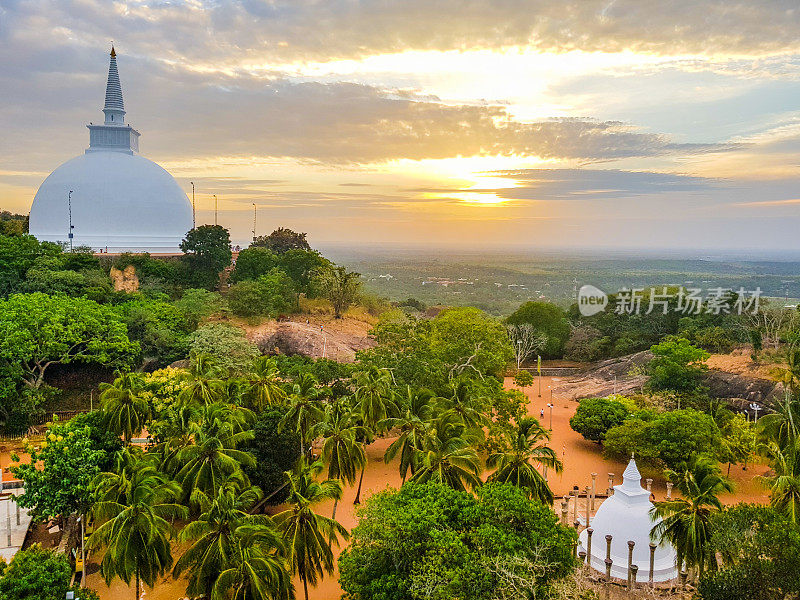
xmin=569 ymin=397 xmax=632 ymax=442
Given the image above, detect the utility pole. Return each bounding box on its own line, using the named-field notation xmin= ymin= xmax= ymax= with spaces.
xmin=214 ymin=194 xmax=218 ymax=226
xmin=67 ymin=190 xmax=74 ymax=252
xmin=190 ymin=181 xmax=196 ymax=229
xmin=252 ymin=203 xmax=257 ymax=244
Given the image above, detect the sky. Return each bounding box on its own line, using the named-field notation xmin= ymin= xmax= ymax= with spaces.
xmin=2 ymin=1 xmax=800 ymax=250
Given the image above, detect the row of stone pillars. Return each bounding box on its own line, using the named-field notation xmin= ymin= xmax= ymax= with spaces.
xmin=559 ymin=473 xmax=676 ymax=529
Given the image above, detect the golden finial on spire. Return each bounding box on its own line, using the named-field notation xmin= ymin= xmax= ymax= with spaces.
xmin=110 ymin=43 xmax=116 ymax=58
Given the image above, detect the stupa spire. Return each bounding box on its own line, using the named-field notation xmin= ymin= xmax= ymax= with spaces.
xmin=103 ymin=46 xmax=125 ymax=125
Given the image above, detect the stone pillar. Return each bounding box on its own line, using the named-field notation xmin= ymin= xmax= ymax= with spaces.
xmin=649 ymin=542 xmax=656 ymax=584
xmin=679 ymin=570 xmax=688 ymax=597
xmin=646 ymin=478 xmax=653 ymax=492
xmin=572 ymin=487 xmax=579 ymax=525
xmin=584 ymin=486 xmax=591 ymax=528
xmin=667 ymin=482 xmax=673 ymax=499
xmin=630 ymin=564 xmax=639 ymax=590
xmin=605 ymin=534 xmax=613 ymax=563
xmin=543 ymin=465 xmax=548 ymax=482
xmin=560 ymin=498 xmax=568 ymax=525
xmin=626 ymin=540 xmax=635 ymax=589
xmin=586 ymin=528 xmax=593 ymax=568
xmin=607 ymin=473 xmax=614 ymax=495
xmin=578 ymin=550 xmax=587 ymax=564
xmin=604 ymin=559 xmax=613 ymax=600
xmin=590 ymin=472 xmax=597 ymax=509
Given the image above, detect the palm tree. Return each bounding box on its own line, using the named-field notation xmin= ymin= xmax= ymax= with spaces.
xmin=433 ymin=380 xmax=488 ymax=430
xmin=180 ymin=352 xmax=224 ymax=407
xmin=351 ymin=367 xmax=396 ymax=503
xmin=353 ymin=367 xmax=395 ymax=432
xmin=88 ymin=464 xmax=187 ymax=600
xmin=381 ymin=387 xmax=434 ymax=483
xmin=487 ymin=417 xmax=561 ymax=503
xmin=174 ymin=484 xmax=291 ymax=599
xmin=279 ymin=372 xmax=325 ymax=458
xmin=650 ymin=457 xmax=733 ymax=576
xmin=408 ymin=413 xmax=483 ymax=491
xmin=175 ymin=402 xmax=256 ymax=511
xmin=274 ymin=459 xmax=348 ymax=600
xmin=311 ymin=401 xmax=367 ymax=518
xmin=247 ymin=356 xmax=288 ymax=410
xmin=213 ymin=524 xmax=294 ymax=600
xmin=759 ymin=438 xmax=800 ymax=523
xmin=99 ymin=371 xmax=150 ymax=445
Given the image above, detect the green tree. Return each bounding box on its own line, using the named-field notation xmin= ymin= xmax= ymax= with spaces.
xmin=242 ymin=408 xmax=301 ymax=505
xmin=0 ymin=544 xmax=72 ymax=600
xmin=230 ymin=247 xmax=279 ymax=283
xmin=274 ymin=459 xmax=348 ymax=600
xmin=506 ymin=301 xmax=571 ymax=358
xmin=253 ymin=227 xmax=311 ymax=254
xmin=174 ymin=403 xmax=256 ymax=511
xmin=180 ymin=225 xmax=233 ymax=289
xmin=312 ymin=402 xmax=367 ymax=519
xmin=313 ymin=266 xmax=361 ymax=318
xmin=246 ymin=356 xmax=288 ymax=410
xmin=408 ymin=414 xmax=482 ymax=491
xmin=698 ymin=503 xmax=800 ymax=600
xmin=175 ymin=288 xmax=225 ymax=329
xmin=651 ymin=456 xmax=733 ymax=575
xmin=11 ymin=412 xmax=121 ymax=523
xmin=604 ymin=409 xmax=720 ymax=470
xmin=338 ymin=482 xmax=577 ymax=600
xmin=280 ymin=373 xmax=325 ymax=459
xmin=382 ymin=387 xmax=434 ymax=483
xmin=569 ymin=397 xmax=632 ymax=443
xmin=487 ymin=417 xmax=561 ymax=503
xmin=228 ymin=269 xmax=297 ymax=319
xmin=180 ymin=353 xmax=224 ymax=407
xmin=0 ymin=234 xmax=61 ymax=296
xmin=173 ymin=485 xmax=291 ymax=600
xmin=647 ymin=336 xmax=710 ymax=393
xmin=188 ymin=323 xmax=259 ymax=377
xmin=0 ymin=292 xmax=137 ymax=390
xmin=100 ymin=371 xmax=151 ymax=445
xmin=759 ymin=438 xmax=800 ymax=523
xmin=89 ymin=464 xmax=188 ymax=600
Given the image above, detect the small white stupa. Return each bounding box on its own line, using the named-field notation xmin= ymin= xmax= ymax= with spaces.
xmin=578 ymin=458 xmax=677 ymax=582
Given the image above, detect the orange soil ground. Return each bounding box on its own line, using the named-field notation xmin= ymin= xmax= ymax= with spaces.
xmin=88 ymin=377 xmax=770 ymax=600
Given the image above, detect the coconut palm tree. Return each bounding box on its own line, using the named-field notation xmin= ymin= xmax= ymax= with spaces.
xmin=310 ymin=401 xmax=367 ymax=518
xmin=247 ymin=356 xmax=288 ymax=410
xmin=180 ymin=352 xmax=224 ymax=407
xmin=353 ymin=367 xmax=396 ymax=432
xmin=213 ymin=524 xmax=294 ymax=600
xmin=274 ymin=459 xmax=348 ymax=600
xmin=487 ymin=417 xmax=561 ymax=503
xmin=99 ymin=371 xmax=150 ymax=445
xmin=408 ymin=413 xmax=483 ymax=491
xmin=433 ymin=380 xmax=488 ymax=430
xmin=174 ymin=484 xmax=290 ymax=599
xmin=759 ymin=438 xmax=800 ymax=523
xmin=88 ymin=464 xmax=187 ymax=600
xmin=650 ymin=456 xmax=733 ymax=576
xmin=381 ymin=387 xmax=434 ymax=483
xmin=175 ymin=403 xmax=256 ymax=511
xmin=279 ymin=372 xmax=325 ymax=458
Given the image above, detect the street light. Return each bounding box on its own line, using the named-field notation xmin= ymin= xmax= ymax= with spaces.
xmin=547 ymin=403 xmax=554 ymax=430
xmin=190 ymin=181 xmax=196 ymax=229
xmin=67 ymin=190 xmax=74 ymax=252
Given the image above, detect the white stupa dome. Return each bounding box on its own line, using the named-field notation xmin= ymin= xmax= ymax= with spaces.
xmin=29 ymin=47 xmax=192 ymax=252
xmin=578 ymin=458 xmax=677 ymax=582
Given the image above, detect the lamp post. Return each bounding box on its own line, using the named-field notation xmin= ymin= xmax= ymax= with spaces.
xmin=252 ymin=203 xmax=257 ymax=244
xmin=67 ymin=190 xmax=74 ymax=252
xmin=547 ymin=403 xmax=553 ymax=430
xmin=190 ymin=181 xmax=196 ymax=229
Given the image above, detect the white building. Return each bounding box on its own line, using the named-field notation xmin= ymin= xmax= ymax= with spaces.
xmin=578 ymin=458 xmax=678 ymax=582
xmin=29 ymin=48 xmax=193 ymax=252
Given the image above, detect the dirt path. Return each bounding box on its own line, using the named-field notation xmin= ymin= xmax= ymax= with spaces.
xmin=88 ymin=376 xmax=769 ymax=600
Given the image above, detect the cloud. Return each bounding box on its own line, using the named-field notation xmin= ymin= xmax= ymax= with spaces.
xmin=3 ymin=1 xmax=800 ymax=65
xmin=486 ymin=168 xmax=724 ymax=200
